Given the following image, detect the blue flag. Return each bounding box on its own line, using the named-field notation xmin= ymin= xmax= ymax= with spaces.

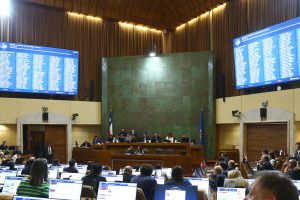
xmin=200 ymin=109 xmax=204 ymax=145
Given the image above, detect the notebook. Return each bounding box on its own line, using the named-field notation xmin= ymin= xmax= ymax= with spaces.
xmin=2 ymin=176 xmax=26 ymax=194
xmin=97 ymin=182 xmax=137 ymax=200
xmin=154 ymin=185 xmax=198 ymax=200
xmin=49 ymin=179 xmax=82 ymax=200
xmin=217 ymin=187 xmax=246 ymax=200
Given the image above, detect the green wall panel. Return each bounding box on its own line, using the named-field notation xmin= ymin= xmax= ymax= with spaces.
xmin=102 ymin=52 xmax=216 ymax=158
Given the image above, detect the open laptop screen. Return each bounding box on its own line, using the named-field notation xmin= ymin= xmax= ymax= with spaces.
xmin=293 ymin=180 xmax=300 ymax=196
xmin=102 ymin=175 xmax=123 ymax=182
xmin=97 ymin=182 xmax=137 ymax=200
xmin=12 ymin=196 xmax=48 ymax=200
xmin=186 ymin=177 xmax=209 ymax=195
xmin=49 ymin=179 xmax=82 ymax=200
xmin=154 ymin=185 xmax=198 ymax=200
xmin=60 ymin=172 xmax=85 ymax=180
xmin=217 ymin=187 xmax=246 ymax=200
xmin=2 ymin=176 xmax=26 ymax=194
xmin=0 ymin=170 xmax=18 ymax=184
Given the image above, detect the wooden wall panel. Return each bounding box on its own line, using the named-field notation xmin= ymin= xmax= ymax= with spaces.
xmin=45 ymin=125 xmax=67 ymax=163
xmin=246 ymin=123 xmax=287 ymax=161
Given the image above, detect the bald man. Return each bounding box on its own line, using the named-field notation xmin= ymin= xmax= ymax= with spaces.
xmin=244 ymin=171 xmax=298 ymax=200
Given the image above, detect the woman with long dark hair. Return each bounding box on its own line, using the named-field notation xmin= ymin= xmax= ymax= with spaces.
xmin=165 ymin=165 xmax=191 ymax=186
xmin=17 ymin=158 xmax=49 ymax=198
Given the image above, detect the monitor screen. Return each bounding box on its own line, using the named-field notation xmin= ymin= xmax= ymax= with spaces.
xmin=102 ymin=175 xmax=123 ymax=182
xmin=293 ymin=180 xmax=300 ymax=196
xmin=0 ymin=41 xmax=79 ymax=95
xmin=2 ymin=176 xmax=26 ymax=194
xmin=97 ymin=182 xmax=137 ymax=200
xmin=12 ymin=196 xmax=49 ymax=200
xmin=49 ymin=179 xmax=82 ymax=200
xmin=60 ymin=172 xmax=85 ymax=180
xmin=154 ymin=185 xmax=198 ymax=200
xmin=48 ymin=169 xmax=58 ymax=179
xmin=0 ymin=170 xmax=18 ymax=184
xmin=186 ymin=177 xmax=209 ymax=195
xmin=233 ymin=17 xmax=300 ymax=89
xmin=155 ymin=176 xmax=165 ymax=185
xmin=217 ymin=187 xmax=246 ymax=200
xmin=102 ymin=170 xmax=117 ymax=175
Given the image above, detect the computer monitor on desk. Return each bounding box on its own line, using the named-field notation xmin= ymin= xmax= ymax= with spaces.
xmin=97 ymin=182 xmax=137 ymax=200
xmin=154 ymin=185 xmax=198 ymax=200
xmin=49 ymin=179 xmax=82 ymax=200
xmin=102 ymin=175 xmax=123 ymax=182
xmin=186 ymin=177 xmax=209 ymax=195
xmin=12 ymin=196 xmax=48 ymax=200
xmin=2 ymin=176 xmax=26 ymax=195
xmin=0 ymin=170 xmax=18 ymax=184
xmin=60 ymin=172 xmax=85 ymax=180
xmin=217 ymin=187 xmax=246 ymax=200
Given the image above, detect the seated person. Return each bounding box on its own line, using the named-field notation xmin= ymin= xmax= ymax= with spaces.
xmin=131 ymin=164 xmax=157 ymax=200
xmin=63 ymin=159 xmax=78 ymax=173
xmin=135 ymin=146 xmax=145 ymax=154
xmin=224 ymin=169 xmax=249 ymax=188
xmin=49 ymin=159 xmax=61 ymax=168
xmin=0 ymin=141 xmax=9 ymax=154
xmin=180 ymin=134 xmax=190 ymax=143
xmin=257 ymin=155 xmax=275 ymax=171
xmin=17 ymin=158 xmax=49 ymax=198
xmin=151 ymin=133 xmax=162 ymax=143
xmin=12 ymin=146 xmax=23 ymax=156
xmin=165 ymin=133 xmax=175 ymax=143
xmin=0 ymin=151 xmax=5 ymax=165
xmin=118 ymin=129 xmax=127 ymax=142
xmin=8 ymin=160 xmax=17 ymax=170
xmin=165 ymin=165 xmax=191 ymax=186
xmin=22 ymin=157 xmax=36 ymax=175
xmin=139 ymin=133 xmax=150 ymax=143
xmin=244 ymin=171 xmax=298 ymax=200
xmin=125 ymin=132 xmax=136 ymax=142
xmin=80 ymin=141 xmax=91 ymax=148
xmin=125 ymin=146 xmax=135 ymax=154
xmin=209 ymin=166 xmax=226 ymax=191
xmin=81 ymin=163 xmax=106 ymax=195
xmin=123 ymin=166 xmax=134 ymax=183
xmin=92 ymin=136 xmax=101 ymax=145
xmin=107 ymin=135 xmax=115 ymax=143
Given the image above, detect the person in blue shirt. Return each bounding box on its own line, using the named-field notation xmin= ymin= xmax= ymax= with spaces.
xmin=165 ymin=165 xmax=192 ymax=186
xmin=131 ymin=164 xmax=157 ymax=200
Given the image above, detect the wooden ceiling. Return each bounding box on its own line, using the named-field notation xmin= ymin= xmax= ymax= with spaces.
xmin=21 ymin=0 xmax=230 ymax=30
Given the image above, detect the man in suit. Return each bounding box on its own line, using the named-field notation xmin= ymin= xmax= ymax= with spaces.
xmin=123 ymin=166 xmax=134 ymax=183
xmin=140 ymin=132 xmax=150 ymax=143
xmin=80 ymin=140 xmax=91 ymax=147
xmin=118 ymin=129 xmax=127 ymax=142
xmin=44 ymin=143 xmax=54 ymax=163
xmin=151 ymin=133 xmax=162 ymax=143
xmin=131 ymin=164 xmax=157 ymax=200
xmin=63 ymin=159 xmax=79 ymax=173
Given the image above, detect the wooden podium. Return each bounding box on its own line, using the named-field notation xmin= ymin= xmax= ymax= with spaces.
xmin=72 ymin=142 xmax=204 ymax=175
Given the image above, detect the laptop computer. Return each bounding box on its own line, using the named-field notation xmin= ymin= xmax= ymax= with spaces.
xmin=49 ymin=179 xmax=82 ymax=200
xmin=102 ymin=170 xmax=117 ymax=175
xmin=60 ymin=172 xmax=85 ymax=180
xmin=0 ymin=170 xmax=18 ymax=184
xmin=154 ymin=185 xmax=198 ymax=200
xmin=102 ymin=175 xmax=123 ymax=182
xmin=293 ymin=180 xmax=300 ymax=196
xmin=48 ymin=169 xmax=58 ymax=179
xmin=2 ymin=176 xmax=26 ymax=194
xmin=155 ymin=176 xmax=165 ymax=185
xmin=217 ymin=187 xmax=246 ymax=200
xmin=186 ymin=177 xmax=209 ymax=195
xmin=97 ymin=182 xmax=137 ymax=200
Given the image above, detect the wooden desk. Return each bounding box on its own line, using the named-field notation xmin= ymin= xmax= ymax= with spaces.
xmin=73 ymin=143 xmax=204 ymax=174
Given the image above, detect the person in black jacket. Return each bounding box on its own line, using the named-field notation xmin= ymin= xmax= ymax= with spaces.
xmin=81 ymin=164 xmax=106 ymax=195
xmin=123 ymin=166 xmax=134 ymax=183
xmin=63 ymin=159 xmax=78 ymax=173
xmin=257 ymin=155 xmax=275 ymax=171
xmin=21 ymin=157 xmax=36 ymax=175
